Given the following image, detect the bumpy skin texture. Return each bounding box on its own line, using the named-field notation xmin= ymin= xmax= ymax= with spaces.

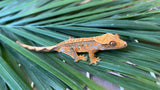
xmin=16 ymin=33 xmax=127 ymax=65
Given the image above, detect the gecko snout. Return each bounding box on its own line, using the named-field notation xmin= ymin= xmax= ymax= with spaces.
xmin=123 ymin=42 xmax=127 ymax=47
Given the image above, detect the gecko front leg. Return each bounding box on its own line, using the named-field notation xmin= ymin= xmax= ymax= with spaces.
xmin=89 ymin=50 xmax=100 ymax=65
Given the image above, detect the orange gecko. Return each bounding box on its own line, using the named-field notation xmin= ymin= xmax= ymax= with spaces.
xmin=16 ymin=33 xmax=127 ymax=65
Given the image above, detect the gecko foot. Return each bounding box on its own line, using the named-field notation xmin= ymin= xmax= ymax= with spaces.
xmin=89 ymin=57 xmax=101 ymax=65
xmin=74 ymin=54 xmax=88 ymax=62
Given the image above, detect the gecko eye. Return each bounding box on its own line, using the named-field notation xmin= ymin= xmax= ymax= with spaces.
xmin=109 ymin=41 xmax=116 ymax=47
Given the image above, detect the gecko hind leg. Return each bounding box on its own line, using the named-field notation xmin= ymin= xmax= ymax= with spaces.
xmin=59 ymin=47 xmax=87 ymax=62
xmin=70 ymin=49 xmax=88 ymax=62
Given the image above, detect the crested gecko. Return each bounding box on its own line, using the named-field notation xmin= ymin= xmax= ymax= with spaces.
xmin=16 ymin=33 xmax=127 ymax=65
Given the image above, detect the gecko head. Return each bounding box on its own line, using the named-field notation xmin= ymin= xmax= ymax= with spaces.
xmin=94 ymin=33 xmax=127 ymax=50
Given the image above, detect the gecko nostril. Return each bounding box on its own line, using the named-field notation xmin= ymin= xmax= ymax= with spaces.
xmin=124 ymin=43 xmax=127 ymax=47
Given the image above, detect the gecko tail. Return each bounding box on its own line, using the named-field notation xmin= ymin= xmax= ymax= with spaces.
xmin=16 ymin=41 xmax=57 ymax=52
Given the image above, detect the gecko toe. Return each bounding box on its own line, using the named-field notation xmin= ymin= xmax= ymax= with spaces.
xmin=84 ymin=56 xmax=88 ymax=61
xmin=89 ymin=62 xmax=93 ymax=65
xmin=78 ymin=54 xmax=88 ymax=61
xmin=74 ymin=59 xmax=79 ymax=62
xmin=89 ymin=62 xmax=97 ymax=65
xmin=97 ymin=57 xmax=101 ymax=62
